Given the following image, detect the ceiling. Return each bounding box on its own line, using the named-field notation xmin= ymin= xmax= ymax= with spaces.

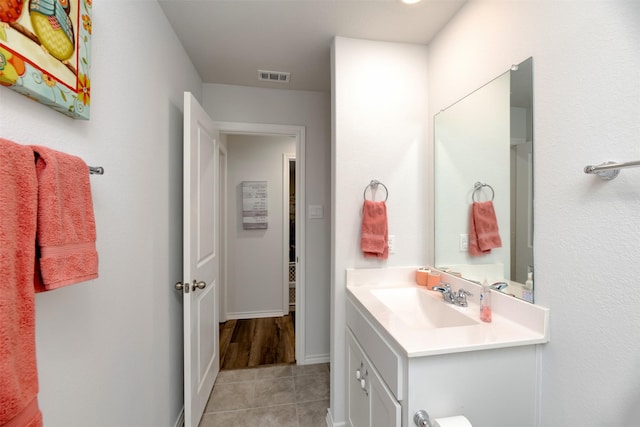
xmin=158 ymin=0 xmax=467 ymax=93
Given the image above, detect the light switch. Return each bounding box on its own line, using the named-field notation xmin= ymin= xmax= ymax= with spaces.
xmin=459 ymin=234 xmax=469 ymax=251
xmin=308 ymin=205 xmax=324 ymax=219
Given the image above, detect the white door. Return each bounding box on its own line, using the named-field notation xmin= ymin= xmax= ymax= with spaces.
xmin=179 ymin=92 xmax=220 ymax=427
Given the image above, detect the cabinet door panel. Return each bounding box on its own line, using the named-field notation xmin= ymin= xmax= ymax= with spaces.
xmin=370 ymin=365 xmax=401 ymax=427
xmin=347 ymin=332 xmax=370 ymax=427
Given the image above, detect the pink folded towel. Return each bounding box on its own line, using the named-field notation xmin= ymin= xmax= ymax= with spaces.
xmin=31 ymin=145 xmax=99 ymax=291
xmin=360 ymin=200 xmax=389 ymax=260
xmin=0 ymin=138 xmax=43 ymax=427
xmin=469 ymin=201 xmax=502 ymax=256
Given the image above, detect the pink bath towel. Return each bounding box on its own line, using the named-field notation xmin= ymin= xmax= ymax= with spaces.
xmin=361 ymin=200 xmax=389 ymax=260
xmin=31 ymin=146 xmax=99 ymax=291
xmin=469 ymin=200 xmax=502 ymax=256
xmin=0 ymin=139 xmax=43 ymax=427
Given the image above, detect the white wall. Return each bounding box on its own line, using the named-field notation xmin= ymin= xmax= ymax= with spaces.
xmin=0 ymin=2 xmax=201 ymax=426
xmin=331 ymin=36 xmax=429 ymax=424
xmin=203 ymin=83 xmax=331 ymax=362
xmin=226 ymin=134 xmax=295 ymax=317
xmin=428 ymin=1 xmax=640 ymax=425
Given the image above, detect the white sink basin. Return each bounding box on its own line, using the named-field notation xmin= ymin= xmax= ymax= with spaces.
xmin=370 ymin=287 xmax=478 ymax=329
xmin=346 ymin=267 xmax=550 ymax=357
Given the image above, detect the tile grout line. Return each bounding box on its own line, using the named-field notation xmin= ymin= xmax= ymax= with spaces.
xmin=292 ymin=369 xmax=299 ymax=427
xmin=201 ymin=364 xmax=329 ymax=425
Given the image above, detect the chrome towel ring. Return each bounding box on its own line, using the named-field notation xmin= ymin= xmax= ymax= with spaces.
xmin=472 ymin=181 xmax=494 ymax=202
xmin=363 ymin=179 xmax=388 ymax=202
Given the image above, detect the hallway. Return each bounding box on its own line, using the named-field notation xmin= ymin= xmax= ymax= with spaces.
xmin=219 ymin=314 xmax=296 ymax=370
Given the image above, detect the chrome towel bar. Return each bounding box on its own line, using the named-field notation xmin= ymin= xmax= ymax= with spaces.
xmin=584 ymin=160 xmax=640 ymax=180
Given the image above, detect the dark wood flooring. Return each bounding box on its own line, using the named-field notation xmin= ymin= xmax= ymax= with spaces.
xmin=219 ymin=313 xmax=295 ymax=370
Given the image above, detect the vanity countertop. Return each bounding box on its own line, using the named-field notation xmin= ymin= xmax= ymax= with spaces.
xmin=346 ymin=267 xmax=550 ymax=358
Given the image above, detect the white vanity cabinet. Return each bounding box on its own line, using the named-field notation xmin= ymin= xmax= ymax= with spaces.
xmin=346 ymin=288 xmax=545 ymax=427
xmin=347 ymin=329 xmax=401 ymax=427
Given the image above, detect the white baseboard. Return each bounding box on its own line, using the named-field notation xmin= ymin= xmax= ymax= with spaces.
xmin=301 ymin=353 xmax=330 ymax=365
xmin=225 ymin=309 xmax=286 ymax=320
xmin=174 ymin=407 xmax=184 ymax=427
xmin=326 ymin=408 xmax=346 ymax=427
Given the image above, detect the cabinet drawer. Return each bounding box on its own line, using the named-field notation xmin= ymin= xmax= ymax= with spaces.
xmin=347 ymin=297 xmax=403 ymax=400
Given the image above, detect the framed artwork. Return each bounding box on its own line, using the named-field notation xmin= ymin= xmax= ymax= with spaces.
xmin=242 ymin=181 xmax=268 ymax=230
xmin=0 ymin=0 xmax=92 ymax=119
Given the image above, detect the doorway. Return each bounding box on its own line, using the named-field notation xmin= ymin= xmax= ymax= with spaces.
xmin=286 ymin=155 xmax=296 ymax=314
xmin=215 ymin=122 xmax=306 ymax=369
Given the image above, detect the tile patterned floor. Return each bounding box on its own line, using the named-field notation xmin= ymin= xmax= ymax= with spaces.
xmin=199 ymin=363 xmax=329 ymax=427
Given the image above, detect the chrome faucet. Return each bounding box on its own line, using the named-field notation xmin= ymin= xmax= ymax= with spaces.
xmin=433 ymin=283 xmax=473 ymax=307
xmin=433 ymin=283 xmax=455 ymax=303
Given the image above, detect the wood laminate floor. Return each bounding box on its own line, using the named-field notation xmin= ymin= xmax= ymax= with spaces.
xmin=219 ymin=314 xmax=295 ymax=370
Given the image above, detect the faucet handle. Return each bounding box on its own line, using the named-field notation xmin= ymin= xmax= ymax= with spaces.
xmin=457 ymin=288 xmax=473 ymax=297
xmin=455 ymin=288 xmax=473 ymax=307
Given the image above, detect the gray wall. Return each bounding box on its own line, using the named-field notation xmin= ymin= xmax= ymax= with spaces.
xmin=0 ymin=2 xmax=202 ymax=425
xmin=225 ymin=134 xmax=296 ymax=318
xmin=427 ymin=1 xmax=640 ymax=425
xmin=203 ymin=83 xmax=331 ymax=362
xmin=331 ymin=36 xmax=429 ymax=424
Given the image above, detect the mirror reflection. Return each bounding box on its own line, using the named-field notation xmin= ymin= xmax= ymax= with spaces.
xmin=434 ymin=57 xmax=533 ymax=302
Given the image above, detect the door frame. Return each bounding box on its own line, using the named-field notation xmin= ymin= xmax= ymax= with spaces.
xmin=218 ymin=143 xmax=228 ymax=322
xmin=283 ymin=153 xmax=296 ymax=313
xmin=214 ymin=121 xmax=306 ymax=364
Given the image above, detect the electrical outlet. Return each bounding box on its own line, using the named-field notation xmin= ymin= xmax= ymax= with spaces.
xmin=388 ymin=235 xmax=396 ymax=254
xmin=459 ymin=234 xmax=469 ymax=251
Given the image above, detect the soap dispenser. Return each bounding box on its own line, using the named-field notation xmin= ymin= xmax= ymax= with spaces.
xmin=480 ymin=278 xmax=492 ymax=323
xmin=523 ymin=272 xmax=534 ymax=303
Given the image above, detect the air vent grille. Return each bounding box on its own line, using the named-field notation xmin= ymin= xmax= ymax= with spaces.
xmin=258 ymin=70 xmax=290 ymax=83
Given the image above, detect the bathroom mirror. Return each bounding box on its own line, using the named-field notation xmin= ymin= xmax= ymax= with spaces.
xmin=434 ymin=57 xmax=533 ymax=301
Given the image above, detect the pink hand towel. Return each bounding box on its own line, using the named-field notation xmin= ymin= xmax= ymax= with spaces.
xmin=0 ymin=138 xmax=43 ymax=427
xmin=360 ymin=200 xmax=389 ymax=260
xmin=469 ymin=200 xmax=502 ymax=256
xmin=31 ymin=146 xmax=99 ymax=291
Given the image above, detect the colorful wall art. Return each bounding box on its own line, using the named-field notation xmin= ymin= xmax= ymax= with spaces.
xmin=0 ymin=0 xmax=92 ymax=119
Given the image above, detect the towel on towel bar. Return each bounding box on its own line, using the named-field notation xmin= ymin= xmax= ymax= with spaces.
xmin=0 ymin=138 xmax=43 ymax=427
xmin=31 ymin=146 xmax=99 ymax=291
xmin=469 ymin=200 xmax=502 ymax=256
xmin=360 ymin=200 xmax=389 ymax=260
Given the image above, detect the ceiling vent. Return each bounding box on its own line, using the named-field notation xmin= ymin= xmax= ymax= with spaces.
xmin=258 ymin=70 xmax=290 ymax=83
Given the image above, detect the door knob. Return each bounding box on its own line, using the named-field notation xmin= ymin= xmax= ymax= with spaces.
xmin=175 ymin=281 xmax=189 ymax=293
xmin=191 ymin=280 xmax=206 ymax=291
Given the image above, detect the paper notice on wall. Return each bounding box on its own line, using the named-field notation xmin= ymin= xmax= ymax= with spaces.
xmin=242 ymin=181 xmax=268 ymax=229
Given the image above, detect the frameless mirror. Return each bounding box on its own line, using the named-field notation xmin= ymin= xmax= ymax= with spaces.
xmin=434 ymin=57 xmax=533 ymax=302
